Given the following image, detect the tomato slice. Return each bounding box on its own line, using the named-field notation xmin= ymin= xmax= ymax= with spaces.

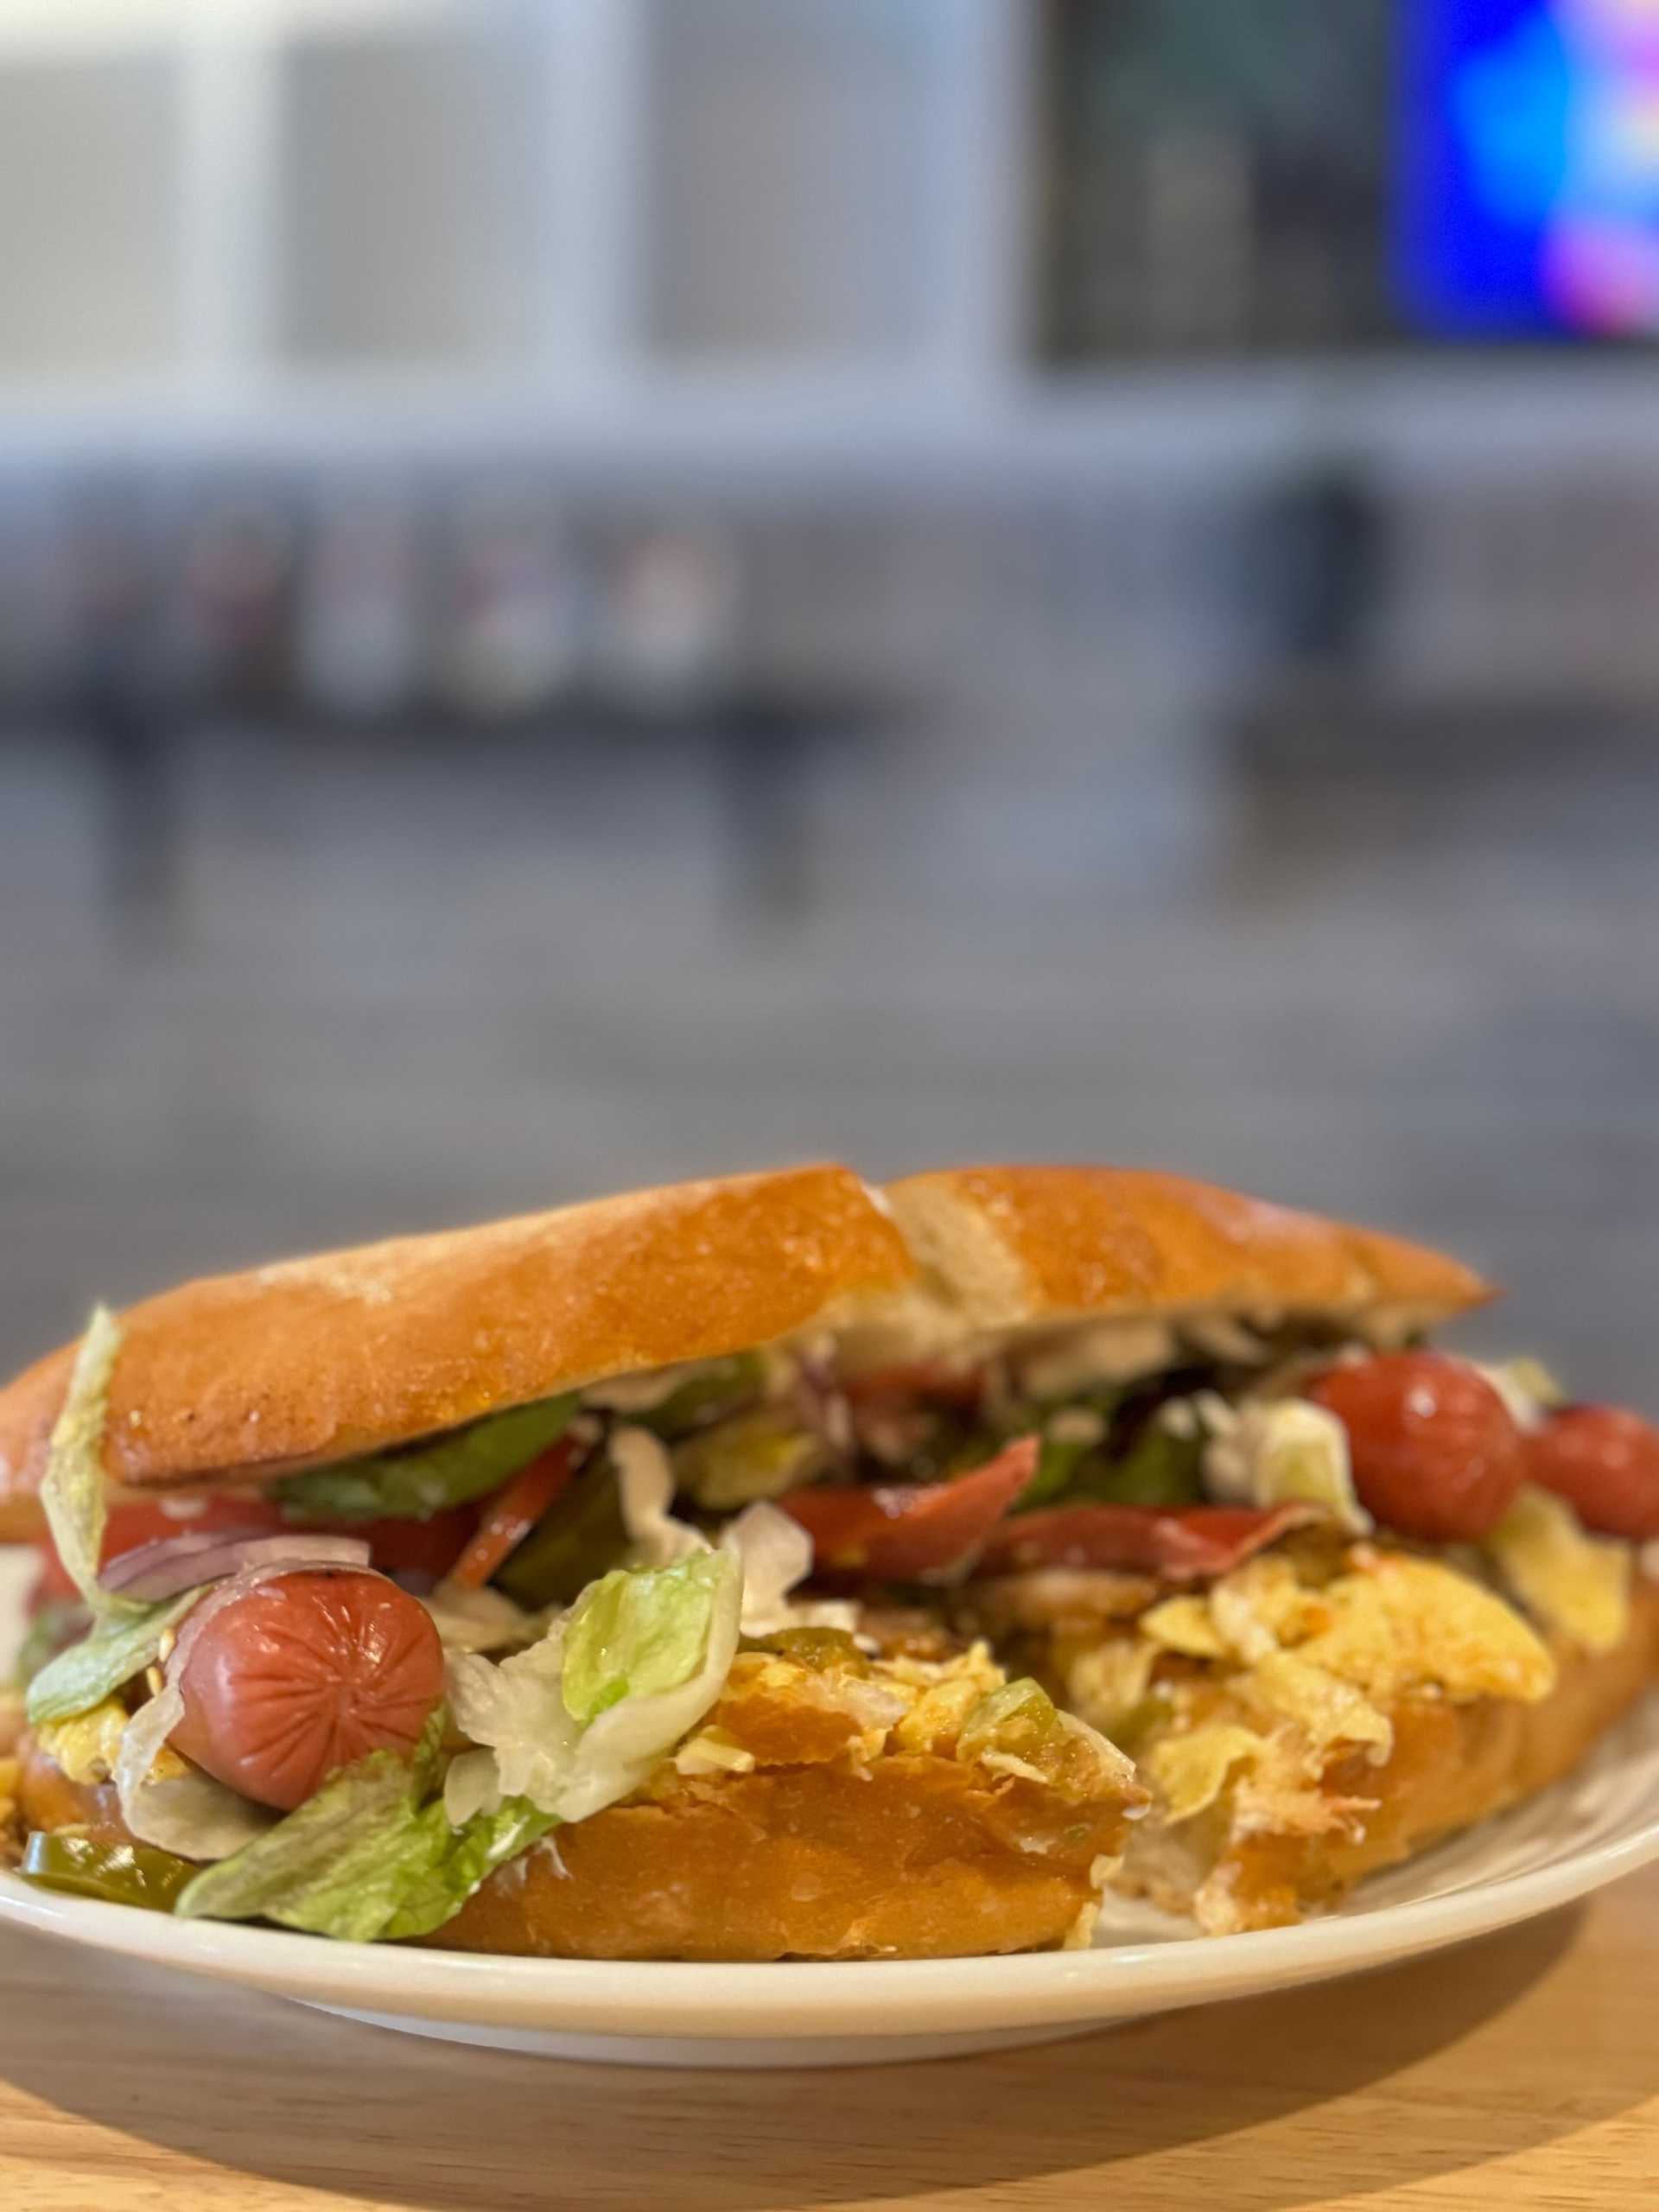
xmin=29 ymin=1495 xmax=291 ymax=1611
xmin=977 ymin=1501 xmax=1321 ymax=1581
xmin=349 ymin=1507 xmax=476 ymax=1581
xmin=448 ymin=1440 xmax=582 ymax=1590
xmin=29 ymin=1492 xmax=475 ymax=1611
xmin=781 ymin=1435 xmax=1036 ymax=1580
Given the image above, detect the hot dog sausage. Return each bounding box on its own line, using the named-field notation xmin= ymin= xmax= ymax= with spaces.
xmin=169 ymin=1571 xmax=444 ymax=1810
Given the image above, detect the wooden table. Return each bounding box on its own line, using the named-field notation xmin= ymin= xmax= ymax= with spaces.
xmin=1 ymin=1870 xmax=1655 ymax=2212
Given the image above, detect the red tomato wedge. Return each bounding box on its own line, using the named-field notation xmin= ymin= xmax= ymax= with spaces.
xmin=1306 ymin=1352 xmax=1523 ymax=1542
xmin=29 ymin=1495 xmax=293 ymax=1611
xmin=1527 ymin=1406 xmax=1659 ymax=1540
xmin=782 ymin=1435 xmax=1037 ymax=1580
xmin=448 ymin=1439 xmax=583 ymax=1590
xmin=977 ymin=1501 xmax=1322 ymax=1581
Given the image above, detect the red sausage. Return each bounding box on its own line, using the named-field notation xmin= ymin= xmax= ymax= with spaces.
xmin=1306 ymin=1352 xmax=1524 ymax=1542
xmin=977 ymin=1501 xmax=1320 ymax=1581
xmin=782 ymin=1437 xmax=1037 ymax=1580
xmin=1528 ymin=1407 xmax=1659 ymax=1540
xmin=169 ymin=1571 xmax=444 ymax=1811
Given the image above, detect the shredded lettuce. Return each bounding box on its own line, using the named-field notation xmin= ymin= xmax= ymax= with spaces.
xmin=272 ymin=1395 xmax=577 ymax=1523
xmin=25 ymin=1589 xmax=201 ymax=1726
xmin=13 ymin=1600 xmax=89 ymax=1693
xmin=40 ymin=1306 xmax=131 ymax=1618
xmin=561 ymin=1553 xmax=728 ymax=1724
xmin=1202 ymin=1398 xmax=1369 ymax=1533
xmin=611 ymin=1426 xmax=853 ymax=1635
xmin=611 ymin=1425 xmax=706 ymax=1567
xmin=1059 ymin=1421 xmax=1204 ymax=1510
xmin=672 ymin=1409 xmax=823 ymax=1510
xmin=175 ymin=1710 xmax=556 ymax=1940
xmin=181 ymin=1554 xmax=741 ymax=1944
xmin=448 ymin=1549 xmax=741 ymax=1826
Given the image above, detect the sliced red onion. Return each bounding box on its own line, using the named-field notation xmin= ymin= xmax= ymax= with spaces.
xmin=100 ymin=1529 xmax=372 ymax=1605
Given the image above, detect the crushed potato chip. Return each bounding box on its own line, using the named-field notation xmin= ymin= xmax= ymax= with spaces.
xmin=1140 ymin=1596 xmax=1227 ymax=1660
xmin=1297 ymin=1554 xmax=1556 ymax=1705
xmin=1147 ymin=1724 xmax=1267 ymax=1823
xmin=1485 ymin=1485 xmax=1631 ymax=1657
xmin=891 ymin=1674 xmax=988 ymax=1758
xmin=36 ymin=1698 xmax=132 ymax=1786
xmin=1062 ymin=1636 xmax=1160 ymax=1734
xmin=1243 ymin=1650 xmax=1392 ymax=1763
xmin=1210 ymin=1554 xmax=1324 ymax=1662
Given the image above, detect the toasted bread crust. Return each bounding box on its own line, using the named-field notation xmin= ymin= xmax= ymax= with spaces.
xmin=0 ymin=1160 xmax=1492 ymax=1541
xmin=883 ymin=1165 xmax=1492 ymax=1334
xmin=427 ymin=1755 xmax=1128 ymax=1961
xmin=0 ymin=1165 xmax=915 ymax=1534
xmin=11 ymin=1740 xmax=1130 ymax=1962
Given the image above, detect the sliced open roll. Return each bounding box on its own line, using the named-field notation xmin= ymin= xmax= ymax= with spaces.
xmin=3 ymin=1161 xmax=1655 ymax=1949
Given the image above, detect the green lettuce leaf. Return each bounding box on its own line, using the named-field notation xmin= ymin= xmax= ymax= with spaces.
xmin=13 ymin=1600 xmax=89 ymax=1692
xmin=380 ymin=1796 xmax=556 ymax=1941
xmin=26 ymin=1589 xmax=202 ymax=1726
xmin=175 ymin=1711 xmax=556 ymax=1941
xmin=448 ymin=1549 xmax=741 ymax=1824
xmin=40 ymin=1306 xmax=134 ymax=1618
xmin=671 ymin=1410 xmax=825 ymax=1510
xmin=181 ymin=1552 xmax=743 ymax=1941
xmin=272 ymin=1395 xmax=576 ymax=1523
xmin=1071 ymin=1423 xmax=1204 ymax=1510
xmin=560 ymin=1552 xmax=728 ymax=1725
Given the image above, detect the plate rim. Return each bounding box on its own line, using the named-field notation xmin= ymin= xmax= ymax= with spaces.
xmin=3 ymin=1778 xmax=1657 ymax=2041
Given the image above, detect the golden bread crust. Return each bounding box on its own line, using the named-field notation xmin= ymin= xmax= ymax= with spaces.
xmin=883 ymin=1165 xmax=1491 ymax=1333
xmin=0 ymin=1164 xmax=914 ymax=1534
xmin=427 ymin=1755 xmax=1128 ymax=1961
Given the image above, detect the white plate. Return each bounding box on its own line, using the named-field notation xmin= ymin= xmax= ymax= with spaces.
xmin=6 ymin=1692 xmax=1659 ymax=2067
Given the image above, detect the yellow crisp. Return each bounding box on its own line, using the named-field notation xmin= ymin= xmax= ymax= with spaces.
xmin=1298 ymin=1554 xmax=1556 ymax=1705
xmin=1140 ymin=1596 xmax=1227 ymax=1660
xmin=1243 ymin=1650 xmax=1393 ymax=1763
xmin=1147 ymin=1724 xmax=1267 ymax=1823
xmin=1485 ymin=1486 xmax=1631 ymax=1657
xmin=1063 ymin=1637 xmax=1160 ymax=1734
xmin=1210 ymin=1554 xmax=1323 ymax=1661
xmin=36 ymin=1697 xmax=131 ymax=1786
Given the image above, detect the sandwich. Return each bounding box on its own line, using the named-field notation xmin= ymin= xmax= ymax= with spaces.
xmin=0 ymin=1166 xmax=1142 ymax=1961
xmin=1 ymin=1162 xmax=1654 ymax=1957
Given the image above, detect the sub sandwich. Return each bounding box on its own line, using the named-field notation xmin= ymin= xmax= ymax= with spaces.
xmin=0 ymin=1162 xmax=1654 ymax=1956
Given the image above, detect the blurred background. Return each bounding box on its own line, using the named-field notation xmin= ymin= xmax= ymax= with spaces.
xmin=0 ymin=0 xmax=1655 ymax=1395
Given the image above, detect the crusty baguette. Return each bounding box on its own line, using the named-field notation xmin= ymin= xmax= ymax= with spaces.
xmin=1113 ymin=1582 xmax=1659 ymax=1934
xmin=429 ymin=1755 xmax=1129 ymax=1961
xmin=12 ymin=1636 xmax=1144 ymax=1961
xmin=882 ymin=1165 xmax=1491 ymax=1338
xmin=0 ymin=1164 xmax=916 ymax=1538
xmin=0 ymin=1162 xmax=1491 ymax=1543
xmin=11 ymin=1734 xmax=1132 ymax=1961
